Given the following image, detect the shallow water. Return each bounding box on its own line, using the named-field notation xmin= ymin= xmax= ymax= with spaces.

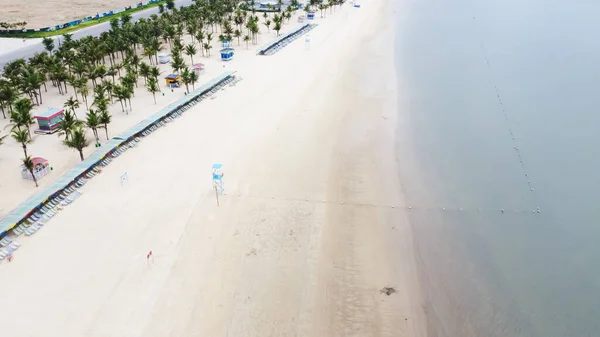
xmin=393 ymin=0 xmax=600 ymax=336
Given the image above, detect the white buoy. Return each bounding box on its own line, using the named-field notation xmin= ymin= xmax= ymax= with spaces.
xmin=501 ymin=209 xmax=504 ymax=213
xmin=442 ymin=208 xmax=446 ymax=211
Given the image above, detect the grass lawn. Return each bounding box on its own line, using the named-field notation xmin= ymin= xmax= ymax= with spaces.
xmin=1 ymin=1 xmax=165 ymax=39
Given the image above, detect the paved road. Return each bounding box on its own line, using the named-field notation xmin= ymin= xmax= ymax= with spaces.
xmin=0 ymin=0 xmax=193 ymax=71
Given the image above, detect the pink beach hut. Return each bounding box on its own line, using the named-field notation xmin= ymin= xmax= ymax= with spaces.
xmin=192 ymin=63 xmax=205 ymax=75
xmin=21 ymin=157 xmax=51 ymax=181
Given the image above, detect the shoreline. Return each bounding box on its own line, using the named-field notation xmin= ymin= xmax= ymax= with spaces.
xmin=0 ymin=0 xmax=428 ymax=335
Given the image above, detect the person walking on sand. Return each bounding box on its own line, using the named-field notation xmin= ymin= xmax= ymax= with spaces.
xmin=147 ymin=250 xmax=154 ymax=264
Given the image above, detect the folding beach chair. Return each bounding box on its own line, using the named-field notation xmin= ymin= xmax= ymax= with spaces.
xmin=0 ymin=237 xmax=11 ymax=247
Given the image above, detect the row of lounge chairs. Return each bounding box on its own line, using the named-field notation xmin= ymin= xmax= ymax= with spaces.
xmin=2 ymin=75 xmax=241 ymax=260
xmin=0 ymin=236 xmax=20 ymax=262
xmin=138 ymin=76 xmax=240 ymax=138
xmin=262 ymin=24 xmax=318 ymax=56
xmin=9 ymin=185 xmax=83 ymax=241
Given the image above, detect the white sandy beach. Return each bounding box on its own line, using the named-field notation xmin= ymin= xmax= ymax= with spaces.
xmin=0 ymin=0 xmax=146 ymax=28
xmin=0 ymin=0 xmax=427 ymax=336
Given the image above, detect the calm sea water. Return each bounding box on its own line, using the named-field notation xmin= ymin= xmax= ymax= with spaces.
xmin=393 ymin=0 xmax=600 ymax=336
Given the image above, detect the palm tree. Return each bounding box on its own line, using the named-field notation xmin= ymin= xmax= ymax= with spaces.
xmin=113 ymin=85 xmax=129 ymax=113
xmin=62 ymin=33 xmax=74 ymax=48
xmin=139 ymin=62 xmax=151 ymax=84
xmin=19 ymin=66 xmax=45 ymax=105
xmin=0 ymin=80 xmax=19 ymax=118
xmin=22 ymin=156 xmax=39 ymax=187
xmin=67 ymin=76 xmax=81 ymax=100
xmin=203 ymin=43 xmax=213 ymax=56
xmin=146 ymin=77 xmax=160 ymax=104
xmin=78 ymin=80 xmax=90 ymax=110
xmin=190 ymin=70 xmax=199 ymax=90
xmin=264 ymin=19 xmax=271 ymax=33
xmin=181 ymin=68 xmax=192 ymax=93
xmin=185 ymin=44 xmax=197 ymax=65
xmin=274 ymin=21 xmax=282 ymax=36
xmin=171 ymin=54 xmax=186 ymax=74
xmin=57 ymin=109 xmax=81 ymax=141
xmin=166 ymin=0 xmax=175 ymax=11
xmin=85 ymin=109 xmax=101 ymax=143
xmin=150 ymin=67 xmax=162 ymax=88
xmin=244 ymin=35 xmax=251 ymax=49
xmin=234 ymin=29 xmax=242 ymax=45
xmin=195 ymin=30 xmax=205 ymax=56
xmin=250 ymin=23 xmax=260 ymax=44
xmin=42 ymin=37 xmax=55 ymax=53
xmin=13 ymin=98 xmax=35 ymax=138
xmin=11 ymin=129 xmax=31 ymax=157
xmin=64 ymin=126 xmax=89 ymax=161
xmin=121 ymin=13 xmax=133 ymax=26
xmin=64 ymin=97 xmax=80 ymax=119
xmin=99 ymin=108 xmax=112 ymax=140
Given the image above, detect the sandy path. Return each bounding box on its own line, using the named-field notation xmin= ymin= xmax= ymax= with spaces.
xmin=0 ymin=0 xmax=427 ymax=336
xmin=0 ymin=0 xmax=146 ymax=28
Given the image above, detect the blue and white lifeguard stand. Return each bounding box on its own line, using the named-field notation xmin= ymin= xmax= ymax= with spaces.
xmin=212 ymin=164 xmax=224 ymax=194
xmin=307 ymin=11 xmax=316 ymax=20
xmin=220 ymin=48 xmax=234 ymax=61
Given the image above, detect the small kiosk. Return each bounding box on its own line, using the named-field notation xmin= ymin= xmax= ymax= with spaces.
xmin=220 ymin=48 xmax=234 ymax=61
xmin=221 ymin=40 xmax=232 ymax=48
xmin=158 ymin=52 xmax=171 ymax=64
xmin=307 ymin=11 xmax=316 ymax=19
xmin=165 ymin=74 xmax=181 ymax=88
xmin=192 ymin=63 xmax=205 ymax=75
xmin=34 ymin=107 xmax=64 ymax=133
xmin=21 ymin=157 xmax=51 ymax=181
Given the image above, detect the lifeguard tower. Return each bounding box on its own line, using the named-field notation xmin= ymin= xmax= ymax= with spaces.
xmin=307 ymin=11 xmax=316 ymax=20
xmin=212 ymin=164 xmax=224 ymax=194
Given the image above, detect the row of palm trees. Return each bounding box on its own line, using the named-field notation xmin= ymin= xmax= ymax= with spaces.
xmin=1 ymin=0 xmax=343 ymax=187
